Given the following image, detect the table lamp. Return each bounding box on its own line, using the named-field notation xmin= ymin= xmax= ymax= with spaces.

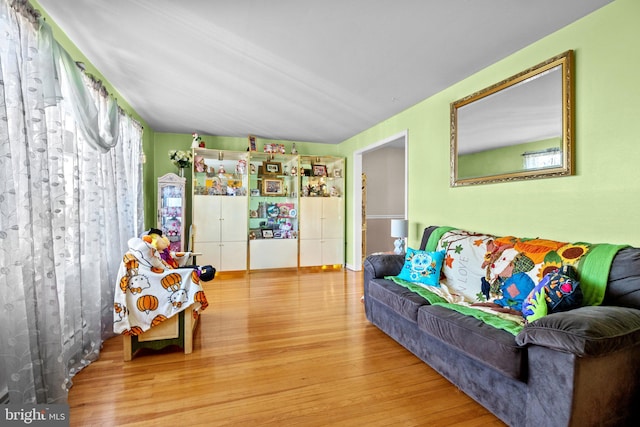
xmin=390 ymin=219 xmax=408 ymax=255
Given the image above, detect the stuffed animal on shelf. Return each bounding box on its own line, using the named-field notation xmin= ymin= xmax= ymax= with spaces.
xmin=191 ymin=132 xmax=202 ymax=148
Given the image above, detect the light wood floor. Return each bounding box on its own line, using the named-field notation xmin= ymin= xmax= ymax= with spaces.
xmin=68 ymin=269 xmax=504 ymax=426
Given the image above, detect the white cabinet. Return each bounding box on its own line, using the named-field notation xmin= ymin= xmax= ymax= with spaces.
xmin=249 ymin=239 xmax=298 ymax=270
xmin=299 ymin=194 xmax=344 ymax=267
xmin=158 ymin=173 xmax=186 ymax=252
xmin=192 ymin=196 xmax=247 ymax=271
xmin=298 ymin=155 xmax=345 ymax=267
xmin=191 ymin=148 xmax=249 ymax=272
xmin=190 ymin=149 xmax=345 ymax=271
xmin=248 ymin=152 xmax=299 ymax=270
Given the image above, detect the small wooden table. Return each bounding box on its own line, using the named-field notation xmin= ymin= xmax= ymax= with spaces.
xmin=123 ymin=306 xmax=199 ymax=361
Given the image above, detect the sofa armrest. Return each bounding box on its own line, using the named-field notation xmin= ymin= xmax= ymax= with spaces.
xmin=515 ymin=306 xmax=640 ymax=357
xmin=363 ymin=254 xmax=405 ymax=280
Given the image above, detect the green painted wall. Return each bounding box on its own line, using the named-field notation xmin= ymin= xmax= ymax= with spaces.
xmin=152 ymin=133 xmax=341 ymax=236
xmin=458 ymin=137 xmax=561 ymax=179
xmin=38 ymin=0 xmax=640 ymax=266
xmin=338 ymin=0 xmax=640 ymax=267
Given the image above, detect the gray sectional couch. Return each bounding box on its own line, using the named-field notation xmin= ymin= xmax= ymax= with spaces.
xmin=363 ymin=226 xmax=640 ymax=426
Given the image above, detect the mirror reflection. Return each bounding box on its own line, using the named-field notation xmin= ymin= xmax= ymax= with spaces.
xmin=451 ymin=51 xmax=573 ymax=186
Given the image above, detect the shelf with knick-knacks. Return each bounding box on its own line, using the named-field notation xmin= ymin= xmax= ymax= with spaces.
xmin=191 ymin=148 xmax=249 ymax=272
xmin=248 ymin=152 xmax=299 ymax=270
xmin=299 ymin=155 xmax=344 ymax=198
xmin=298 ymin=155 xmax=345 ymax=268
xmin=192 ymin=148 xmax=248 ymax=196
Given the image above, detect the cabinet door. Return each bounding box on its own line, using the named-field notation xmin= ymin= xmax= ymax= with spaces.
xmin=322 ymin=198 xmax=343 ymax=240
xmin=250 ymin=239 xmax=298 ymax=269
xmin=193 ymin=195 xmax=222 ymax=243
xmin=220 ymin=241 xmax=247 ymax=271
xmin=220 ymin=197 xmax=247 ymax=242
xmin=299 ymin=239 xmax=322 ymax=267
xmin=158 ymin=173 xmax=186 ymax=252
xmin=322 ymin=239 xmax=344 ymax=266
xmin=300 ymin=198 xmax=322 ymax=239
xmin=194 ymin=241 xmax=222 ymax=268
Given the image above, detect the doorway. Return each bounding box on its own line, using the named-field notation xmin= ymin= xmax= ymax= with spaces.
xmin=350 ymin=130 xmax=407 ymax=271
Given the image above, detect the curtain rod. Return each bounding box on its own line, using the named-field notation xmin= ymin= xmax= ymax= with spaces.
xmin=12 ymin=0 xmax=143 ymax=130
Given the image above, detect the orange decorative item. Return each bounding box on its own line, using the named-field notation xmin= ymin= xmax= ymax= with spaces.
xmin=160 ymin=272 xmax=182 ymax=292
xmin=122 ymin=253 xmax=139 ymax=272
xmin=136 ymin=295 xmax=159 ymax=314
xmin=191 ymin=269 xmax=200 ymax=284
xmin=151 ymin=314 xmax=167 ymax=326
xmin=193 ymin=290 xmax=209 ymax=310
xmin=122 ymin=326 xmax=144 ymax=336
xmin=119 ymin=276 xmax=129 ymax=293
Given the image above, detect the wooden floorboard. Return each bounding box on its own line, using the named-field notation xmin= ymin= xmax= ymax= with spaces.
xmin=68 ymin=269 xmax=505 ymax=426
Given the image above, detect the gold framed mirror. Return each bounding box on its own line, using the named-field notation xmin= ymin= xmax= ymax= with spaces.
xmin=450 ymin=50 xmax=574 ymax=186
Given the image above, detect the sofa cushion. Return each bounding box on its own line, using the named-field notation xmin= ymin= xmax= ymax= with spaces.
xmin=417 ymin=304 xmax=526 ymax=380
xmin=516 ymin=305 xmax=640 ymax=356
xmin=368 ymin=278 xmax=429 ymax=323
xmin=605 ymin=247 xmax=640 ymax=310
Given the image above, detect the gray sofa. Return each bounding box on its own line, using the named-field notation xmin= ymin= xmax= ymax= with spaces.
xmin=363 ymin=226 xmax=640 ymax=427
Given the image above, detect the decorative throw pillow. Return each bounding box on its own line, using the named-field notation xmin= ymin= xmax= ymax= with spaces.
xmin=492 ymin=272 xmax=536 ymax=312
xmin=439 ymin=229 xmax=494 ymax=302
xmin=522 ymin=265 xmax=583 ymax=322
xmin=396 ymin=248 xmax=446 ymax=287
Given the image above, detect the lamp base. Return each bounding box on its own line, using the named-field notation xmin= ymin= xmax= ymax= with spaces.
xmin=394 ymin=238 xmax=405 ymax=255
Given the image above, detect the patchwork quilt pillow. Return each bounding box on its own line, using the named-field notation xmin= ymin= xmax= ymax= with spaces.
xmin=396 ymin=248 xmax=445 ymax=287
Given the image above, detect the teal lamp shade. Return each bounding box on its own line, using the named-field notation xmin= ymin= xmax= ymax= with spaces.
xmin=390 ymin=219 xmax=408 ymax=254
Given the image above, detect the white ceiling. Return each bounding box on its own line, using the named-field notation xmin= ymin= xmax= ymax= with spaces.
xmin=36 ymin=0 xmax=612 ymax=144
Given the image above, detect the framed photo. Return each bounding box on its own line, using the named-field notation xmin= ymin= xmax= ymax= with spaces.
xmin=333 ymin=168 xmax=342 ymax=178
xmin=313 ymin=164 xmax=327 ymax=177
xmin=261 ymin=229 xmax=274 ymax=239
xmin=262 ymin=178 xmax=285 ymax=196
xmin=248 ymin=135 xmax=257 ymax=152
xmin=250 ymin=188 xmax=261 ymax=197
xmin=263 ymin=161 xmax=282 ymax=175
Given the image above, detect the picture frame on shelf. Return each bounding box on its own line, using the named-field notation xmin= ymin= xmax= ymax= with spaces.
xmin=250 ymin=188 xmax=261 ymax=197
xmin=248 ymin=135 xmax=257 ymax=152
xmin=262 ymin=178 xmax=285 ymax=196
xmin=313 ymin=164 xmax=327 ymax=176
xmin=333 ymin=168 xmax=342 ymax=178
xmin=263 ymin=161 xmax=282 ymax=175
xmin=261 ymin=229 xmax=274 ymax=239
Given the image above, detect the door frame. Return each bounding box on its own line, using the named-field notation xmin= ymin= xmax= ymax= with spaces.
xmin=348 ymin=130 xmax=408 ymax=271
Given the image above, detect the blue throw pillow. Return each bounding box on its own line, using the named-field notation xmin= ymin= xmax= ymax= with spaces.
xmin=396 ymin=248 xmax=445 ymax=287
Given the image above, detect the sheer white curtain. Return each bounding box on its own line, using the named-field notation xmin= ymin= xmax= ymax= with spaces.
xmin=0 ymin=0 xmax=144 ymax=404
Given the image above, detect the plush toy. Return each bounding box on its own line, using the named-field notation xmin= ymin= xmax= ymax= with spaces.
xmin=143 ymin=228 xmax=216 ymax=281
xmin=191 ymin=132 xmax=202 ymax=148
xmin=143 ymin=228 xmax=178 ymax=268
xmin=521 ymin=264 xmax=582 ymax=323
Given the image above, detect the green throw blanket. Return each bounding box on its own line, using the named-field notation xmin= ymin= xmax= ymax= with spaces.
xmin=387 ymin=226 xmax=627 ymax=336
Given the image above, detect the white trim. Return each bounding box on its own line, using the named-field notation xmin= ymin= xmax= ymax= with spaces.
xmin=366 ymin=214 xmax=405 ymax=220
xmin=350 ymin=130 xmax=408 ymax=271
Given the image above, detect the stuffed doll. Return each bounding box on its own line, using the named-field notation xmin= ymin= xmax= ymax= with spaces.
xmin=143 ymin=228 xmax=216 ymax=281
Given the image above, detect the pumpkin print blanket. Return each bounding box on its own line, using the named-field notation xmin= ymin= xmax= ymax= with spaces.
xmin=113 ymin=237 xmax=209 ymax=336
